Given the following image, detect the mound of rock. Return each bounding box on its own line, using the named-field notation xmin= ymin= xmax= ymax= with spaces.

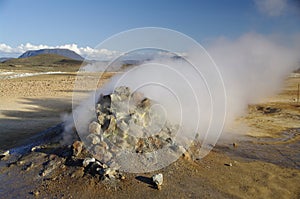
xmin=81 ymin=86 xmax=182 ymax=170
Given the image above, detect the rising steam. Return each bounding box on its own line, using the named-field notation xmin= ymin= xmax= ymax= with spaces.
xmin=209 ymin=33 xmax=300 ymax=128
xmin=63 ymin=32 xmax=300 ymax=161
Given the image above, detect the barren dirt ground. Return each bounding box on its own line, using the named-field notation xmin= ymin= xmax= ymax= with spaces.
xmin=0 ymin=71 xmax=299 ymax=198
xmin=0 ymin=72 xmax=114 ymax=149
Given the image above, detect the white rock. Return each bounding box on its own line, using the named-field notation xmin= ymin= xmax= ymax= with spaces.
xmin=225 ymin=163 xmax=233 ymax=167
xmin=103 ymin=168 xmax=117 ymax=179
xmin=31 ymin=146 xmax=41 ymax=152
xmin=1 ymin=150 xmax=9 ymax=156
xmin=82 ymin=157 xmax=95 ymax=167
xmin=152 ymin=173 xmax=163 ymax=187
xmin=95 ymin=160 xmax=103 ymax=167
xmin=0 ymin=150 xmax=10 ymax=160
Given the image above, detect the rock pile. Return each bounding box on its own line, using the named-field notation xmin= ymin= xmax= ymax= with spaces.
xmin=81 ymin=86 xmax=181 ymax=169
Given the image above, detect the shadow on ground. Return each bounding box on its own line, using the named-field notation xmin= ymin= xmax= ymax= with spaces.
xmin=0 ymin=97 xmax=73 ymax=150
xmin=135 ymin=176 xmax=156 ymax=189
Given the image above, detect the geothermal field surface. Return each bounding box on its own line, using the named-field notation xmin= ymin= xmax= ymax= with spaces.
xmin=0 ymin=67 xmax=299 ymax=198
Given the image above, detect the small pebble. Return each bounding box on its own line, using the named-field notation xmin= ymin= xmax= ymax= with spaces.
xmin=182 ymin=151 xmax=192 ymax=161
xmin=0 ymin=150 xmax=10 ymax=160
xmin=152 ymin=173 xmax=163 ymax=190
xmin=31 ymin=146 xmax=41 ymax=152
xmin=72 ymin=141 xmax=83 ymax=157
xmin=33 ymin=191 xmax=39 ymax=196
xmin=30 ymin=190 xmax=39 ymax=196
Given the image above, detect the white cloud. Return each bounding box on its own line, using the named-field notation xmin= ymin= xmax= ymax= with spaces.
xmin=255 ymin=0 xmax=288 ymax=17
xmin=0 ymin=43 xmax=120 ymax=60
xmin=0 ymin=43 xmax=13 ymax=53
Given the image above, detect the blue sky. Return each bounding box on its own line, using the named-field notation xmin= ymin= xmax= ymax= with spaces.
xmin=0 ymin=0 xmax=299 ymax=58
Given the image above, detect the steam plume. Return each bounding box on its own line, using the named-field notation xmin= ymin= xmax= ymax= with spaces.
xmin=63 ymin=32 xmax=300 ymax=159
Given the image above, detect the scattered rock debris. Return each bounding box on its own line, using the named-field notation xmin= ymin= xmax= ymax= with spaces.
xmin=40 ymin=156 xmax=63 ymax=177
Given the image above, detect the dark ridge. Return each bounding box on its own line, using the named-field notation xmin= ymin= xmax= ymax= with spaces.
xmin=19 ymin=48 xmax=84 ymax=61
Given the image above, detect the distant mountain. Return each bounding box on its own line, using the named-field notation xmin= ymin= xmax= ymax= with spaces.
xmin=19 ymin=49 xmax=84 ymax=61
xmin=1 ymin=54 xmax=83 ymax=67
xmin=0 ymin=57 xmax=13 ymax=62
